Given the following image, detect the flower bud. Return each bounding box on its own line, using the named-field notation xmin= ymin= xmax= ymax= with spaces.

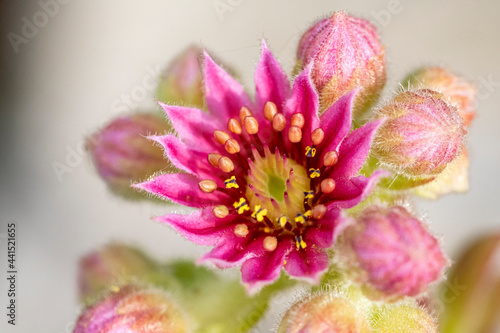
xmin=373 ymin=89 xmax=466 ymax=177
xmin=278 ymin=293 xmax=370 ymax=333
xmin=74 ymin=285 xmax=188 ymax=333
xmin=86 ymin=113 xmax=171 ymax=198
xmin=406 ymin=67 xmax=476 ymax=127
xmin=371 ymin=304 xmax=438 ymax=333
xmin=414 ymin=149 xmax=469 ymax=199
xmin=337 ymin=206 xmax=447 ymax=301
xmin=297 ymin=11 xmax=386 ymax=118
xmin=156 ymin=46 xmax=204 ymax=108
xmin=439 ymin=233 xmax=500 ymax=333
xmin=78 ymin=243 xmax=158 ymax=303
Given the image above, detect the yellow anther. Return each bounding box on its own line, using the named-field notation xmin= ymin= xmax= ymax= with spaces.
xmin=224 ymin=176 xmax=239 ymax=189
xmin=263 ymin=227 xmax=271 ymax=233
xmin=278 ymin=215 xmax=288 ymax=228
xmin=233 ymin=198 xmax=250 ymax=214
xmin=251 ymin=205 xmax=267 ymax=222
xmin=294 ymin=213 xmax=308 ymax=224
xmin=295 ymin=235 xmax=307 ymax=250
xmin=304 ymin=210 xmax=312 ymax=218
xmin=305 ymin=146 xmax=317 ymax=158
xmin=309 ymin=168 xmax=321 ymax=178
xmin=304 ymin=191 xmax=314 ymax=199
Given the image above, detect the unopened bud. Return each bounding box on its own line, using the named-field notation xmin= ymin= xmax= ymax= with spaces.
xmin=78 ymin=243 xmax=158 ymax=303
xmin=74 ymin=285 xmax=187 ymax=333
xmin=373 ymin=89 xmax=466 ymax=177
xmin=371 ymin=304 xmax=438 ymax=333
xmin=278 ymin=294 xmax=370 ymax=333
xmin=406 ymin=66 xmax=476 ymax=127
xmin=156 ymin=45 xmax=204 ymax=108
xmin=337 ymin=205 xmax=448 ymax=301
xmin=297 ymin=11 xmax=386 ymax=118
xmin=86 ymin=113 xmax=171 ymax=198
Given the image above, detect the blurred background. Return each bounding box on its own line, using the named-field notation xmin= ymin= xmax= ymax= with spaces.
xmin=1 ymin=0 xmax=499 ymax=331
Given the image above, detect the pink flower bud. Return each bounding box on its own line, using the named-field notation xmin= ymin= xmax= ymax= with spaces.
xmin=86 ymin=113 xmax=171 ymax=197
xmin=373 ymin=89 xmax=466 ymax=177
xmin=78 ymin=243 xmax=158 ymax=303
xmin=157 ymin=46 xmax=204 ymax=108
xmin=407 ymin=67 xmax=476 ymax=127
xmin=74 ymin=285 xmax=187 ymax=333
xmin=278 ymin=293 xmax=370 ymax=333
xmin=297 ymin=11 xmax=386 ymax=116
xmin=371 ymin=304 xmax=438 ymax=333
xmin=337 ymin=206 xmax=448 ymax=301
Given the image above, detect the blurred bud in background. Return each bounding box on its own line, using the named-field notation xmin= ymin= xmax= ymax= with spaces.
xmin=86 ymin=113 xmax=172 ymax=198
xmin=74 ymin=285 xmax=188 ymax=333
xmin=296 ymin=11 xmax=386 ymax=121
xmin=156 ymin=46 xmax=204 ymax=109
xmin=336 ymin=205 xmax=448 ymax=301
xmin=370 ymin=304 xmax=438 ymax=333
xmin=373 ymin=89 xmax=465 ymax=179
xmin=405 ymin=67 xmax=476 ymax=127
xmin=439 ymin=233 xmax=500 ymax=333
xmin=277 ymin=293 xmax=370 ymax=333
xmin=78 ymin=243 xmax=159 ymax=304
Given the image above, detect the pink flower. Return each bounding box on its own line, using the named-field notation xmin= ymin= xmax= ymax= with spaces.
xmin=134 ymin=41 xmax=386 ymax=292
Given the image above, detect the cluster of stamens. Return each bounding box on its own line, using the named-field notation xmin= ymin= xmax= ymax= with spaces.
xmin=198 ymin=102 xmax=339 ymax=252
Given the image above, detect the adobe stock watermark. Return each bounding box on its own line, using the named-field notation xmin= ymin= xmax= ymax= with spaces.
xmin=7 ymin=0 xmax=72 ymax=54
xmin=213 ymin=0 xmax=245 ymax=21
xmin=371 ymin=0 xmax=414 ymax=28
xmin=476 ymin=74 xmax=500 ymax=101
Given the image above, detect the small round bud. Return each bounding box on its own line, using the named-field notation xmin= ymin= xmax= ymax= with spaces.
xmin=218 ymin=157 xmax=234 ymax=173
xmin=156 ymin=46 xmax=204 ymax=108
xmin=311 ymin=128 xmax=325 ymax=145
xmin=264 ymin=101 xmax=278 ymax=121
xmin=297 ymin=12 xmax=386 ymax=116
xmin=320 ymin=178 xmax=336 ymax=194
xmin=263 ymin=236 xmax=278 ymax=252
xmin=224 ymin=139 xmax=240 ymax=154
xmin=234 ymin=224 xmax=249 ymax=237
xmin=323 ymin=151 xmax=339 ymax=166
xmin=373 ymin=89 xmax=466 ymax=177
xmin=371 ymin=304 xmax=438 ymax=333
xmin=198 ymin=179 xmax=217 ymax=193
xmin=78 ymin=244 xmax=158 ymax=303
xmin=227 ymin=118 xmax=242 ymax=134
xmin=288 ymin=126 xmax=302 ymax=143
xmin=312 ymin=204 xmax=327 ymax=220
xmin=86 ymin=114 xmax=171 ymax=198
xmin=207 ymin=153 xmax=222 ymax=168
xmin=243 ymin=116 xmax=259 ymax=134
xmin=278 ymin=294 xmax=370 ymax=333
xmin=74 ymin=285 xmax=187 ymax=333
xmin=213 ymin=205 xmax=229 ymax=218
xmin=337 ymin=205 xmax=447 ymax=301
xmin=291 ymin=113 xmax=305 ymax=128
xmin=272 ymin=113 xmax=287 ymax=132
xmin=239 ymin=106 xmax=252 ymax=124
xmin=214 ymin=130 xmax=230 ymax=145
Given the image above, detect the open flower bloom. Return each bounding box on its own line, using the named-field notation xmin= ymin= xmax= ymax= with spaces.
xmin=135 ymin=41 xmax=386 ymax=292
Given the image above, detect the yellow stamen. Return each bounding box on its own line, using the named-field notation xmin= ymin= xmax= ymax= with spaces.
xmin=233 ymin=198 xmax=250 ymax=214
xmin=224 ymin=176 xmax=239 ymax=189
xmin=278 ymin=215 xmax=288 ymax=228
xmin=305 ymin=146 xmax=317 ymax=158
xmin=309 ymin=168 xmax=321 ymax=178
xmin=251 ymin=205 xmax=267 ymax=222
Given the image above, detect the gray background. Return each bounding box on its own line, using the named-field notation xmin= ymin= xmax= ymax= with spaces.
xmin=1 ymin=0 xmax=499 ymax=332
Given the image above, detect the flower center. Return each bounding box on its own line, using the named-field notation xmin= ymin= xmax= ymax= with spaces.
xmin=198 ymin=102 xmax=340 ymax=251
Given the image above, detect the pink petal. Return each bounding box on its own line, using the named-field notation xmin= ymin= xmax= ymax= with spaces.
xmin=255 ymin=40 xmax=291 ymax=118
xmin=154 ymin=208 xmax=237 ymax=246
xmin=306 ymin=208 xmax=348 ymax=249
xmin=204 ymin=51 xmax=253 ymax=121
xmin=283 ymin=65 xmax=320 ymax=148
xmin=149 ymin=135 xmax=224 ymax=180
xmin=241 ymin=239 xmax=292 ymax=293
xmin=198 ymin=232 xmax=264 ymax=269
xmin=326 ymin=170 xmax=389 ymax=209
xmin=158 ymin=102 xmax=222 ymax=152
xmin=319 ymin=89 xmax=358 ymax=154
xmin=133 ymin=173 xmax=230 ymax=208
xmin=284 ymin=247 xmax=329 ymax=283
xmin=331 ymin=118 xmax=385 ymax=178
